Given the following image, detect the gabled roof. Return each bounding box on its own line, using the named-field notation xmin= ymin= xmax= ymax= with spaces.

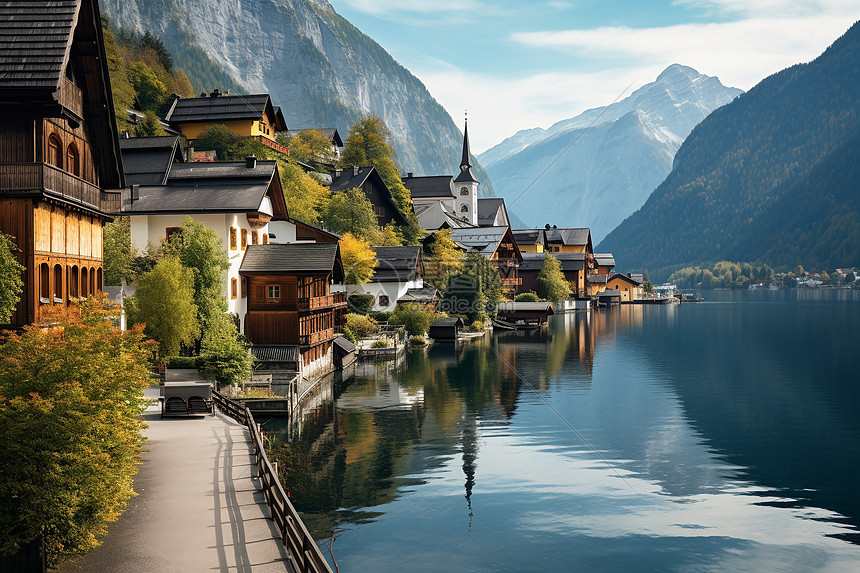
xmin=370 ymin=246 xmax=423 ymax=283
xmin=403 ymin=175 xmax=455 ymax=199
xmin=165 ymin=93 xmax=287 ymax=130
xmin=120 ymin=160 xmax=288 ymax=218
xmin=414 ymin=200 xmax=474 ymax=230
xmin=609 ymin=272 xmax=641 ymax=286
xmin=331 ymin=166 xmax=408 ymax=226
xmin=119 ymin=136 xmax=184 ymax=185
xmin=544 ymin=227 xmax=591 ymax=247
xmin=240 ymin=243 xmax=344 ymax=282
xmin=450 ymin=226 xmax=522 ymax=262
xmin=285 ymin=127 xmax=343 ymax=147
xmin=587 ymin=274 xmax=610 ymax=284
xmin=477 ymin=198 xmax=509 ymax=227
xmin=512 ymin=229 xmax=545 ymax=246
xmin=594 ymin=253 xmax=616 ymax=268
xmin=431 ymin=317 xmax=464 ymax=328
xmin=397 ymin=287 xmax=439 ymax=304
xmin=519 ymin=252 xmax=585 ymax=272
xmin=0 ymin=0 xmax=124 ymax=189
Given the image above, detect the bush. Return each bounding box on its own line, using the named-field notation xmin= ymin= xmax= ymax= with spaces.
xmin=515 ymin=291 xmax=542 ymax=302
xmin=389 ymin=302 xmax=435 ymax=336
xmin=371 ymin=339 xmax=389 ymax=348
xmin=368 ymin=311 xmax=392 ymax=322
xmin=471 ymin=320 xmax=484 ymax=331
xmin=343 ymin=325 xmax=357 ymax=344
xmin=165 ymin=356 xmax=199 ymax=369
xmin=346 ymin=313 xmax=378 ymax=339
xmin=347 ymin=293 xmax=374 ymax=314
xmin=409 ymin=336 xmax=426 ymax=347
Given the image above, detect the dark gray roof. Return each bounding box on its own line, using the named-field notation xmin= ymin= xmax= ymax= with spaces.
xmin=370 ymin=246 xmax=422 ymax=283
xmin=403 ymin=175 xmax=455 ymax=199
xmin=165 ymin=93 xmax=287 ymax=130
xmin=0 ymin=0 xmax=77 ymax=92
xmin=330 ymin=166 xmax=373 ymax=191
xmin=431 ymin=317 xmax=464 ymax=328
xmin=397 ymin=287 xmax=439 ymax=304
xmin=240 ymin=243 xmax=343 ymax=279
xmin=285 ymin=128 xmax=343 ymax=147
xmin=595 ymin=253 xmax=616 ymax=267
xmin=450 ymin=227 xmax=510 ymax=258
xmin=513 ymin=229 xmax=545 ymax=246
xmin=544 ymin=227 xmax=591 ymax=246
xmin=121 ymin=161 xmax=278 ymax=214
xmin=497 ymin=302 xmax=555 ymax=313
xmin=120 ymin=136 xmax=182 ymax=185
xmin=597 ymin=289 xmax=621 ymax=298
xmin=454 ymin=121 xmax=479 ymax=184
xmin=333 ymin=336 xmax=356 ymax=354
xmin=250 ymin=345 xmax=299 ymax=362
xmin=519 ymin=252 xmax=585 ymax=272
xmin=414 ymin=200 xmax=473 ymax=230
xmin=609 ymin=272 xmax=641 ymax=285
xmin=477 ymin=198 xmax=509 ymax=227
xmin=588 ymin=274 xmax=610 ymax=284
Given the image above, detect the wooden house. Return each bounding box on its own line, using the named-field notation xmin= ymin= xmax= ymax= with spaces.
xmin=429 ymin=316 xmax=464 ymax=340
xmin=0 ymin=0 xmax=124 ymax=327
xmin=512 ymin=229 xmax=546 ymax=253
xmin=448 ymin=226 xmax=523 ymax=297
xmin=605 ymin=273 xmax=643 ymax=302
xmin=594 ymin=253 xmax=616 ymax=275
xmin=352 ymin=246 xmax=424 ymax=312
xmin=544 ymin=226 xmax=593 ymax=255
xmin=239 ymin=243 xmax=347 ymax=378
xmin=517 ymin=252 xmax=587 ymax=298
xmin=164 ymin=92 xmax=289 ymax=155
xmin=330 ymin=166 xmax=408 ymax=228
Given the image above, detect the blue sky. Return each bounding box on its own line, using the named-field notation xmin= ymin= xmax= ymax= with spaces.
xmin=328 ymin=0 xmax=860 ymax=153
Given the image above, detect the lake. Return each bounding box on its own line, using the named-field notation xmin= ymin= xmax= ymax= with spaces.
xmin=266 ymin=289 xmax=860 ymax=572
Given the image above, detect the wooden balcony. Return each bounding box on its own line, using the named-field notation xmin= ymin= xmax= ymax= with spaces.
xmin=56 ymin=77 xmax=83 ymax=120
xmin=296 ymin=292 xmax=347 ymax=312
xmin=501 ymin=277 xmax=523 ymax=287
xmin=0 ymin=163 xmax=116 ymax=215
xmin=299 ymin=328 xmax=335 ymax=346
xmin=252 ymin=136 xmax=289 ymax=155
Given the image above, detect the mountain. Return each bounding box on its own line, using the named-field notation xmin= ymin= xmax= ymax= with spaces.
xmin=101 ymin=0 xmax=494 ymax=194
xmin=598 ymin=22 xmax=860 ymax=279
xmin=478 ymin=65 xmax=741 ymax=242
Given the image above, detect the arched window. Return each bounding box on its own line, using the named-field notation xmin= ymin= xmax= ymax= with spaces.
xmin=40 ymin=263 xmax=50 ymax=303
xmin=241 ymin=229 xmax=248 ymax=250
xmin=252 ymin=230 xmax=258 ymax=245
xmin=262 ymin=233 xmax=269 ymax=244
xmin=69 ymin=265 xmax=79 ymax=298
xmin=81 ymin=267 xmax=89 ymax=298
xmin=90 ymin=267 xmax=96 ymax=295
xmin=460 ymin=205 xmax=468 ymax=212
xmin=96 ymin=268 xmax=103 ymax=291
xmin=53 ymin=264 xmax=63 ymax=302
xmin=66 ymin=143 xmax=80 ymax=176
xmin=230 ymin=227 xmax=237 ymax=250
xmin=47 ymin=134 xmax=63 ymax=168
xmin=460 ymin=187 xmax=469 ymax=196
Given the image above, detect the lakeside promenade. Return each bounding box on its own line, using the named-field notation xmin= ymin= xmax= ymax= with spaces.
xmin=59 ymin=393 xmax=293 ymax=573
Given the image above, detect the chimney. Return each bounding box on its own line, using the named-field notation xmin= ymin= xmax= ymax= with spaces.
xmin=200 ymin=92 xmax=207 ymax=98
xmin=352 ymin=166 xmax=359 ymax=177
xmin=131 ymin=184 xmax=140 ymax=201
xmin=210 ymin=88 xmax=221 ymax=98
xmin=245 ymin=155 xmax=257 ymax=169
xmin=406 ymin=172 xmax=413 ymax=178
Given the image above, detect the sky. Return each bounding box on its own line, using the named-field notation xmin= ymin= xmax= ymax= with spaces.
xmin=328 ymin=0 xmax=860 ymax=153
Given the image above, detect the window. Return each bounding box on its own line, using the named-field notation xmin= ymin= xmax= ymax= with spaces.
xmin=460 ymin=205 xmax=468 ymax=212
xmin=66 ymin=143 xmax=80 ymax=176
xmin=47 ymin=134 xmax=63 ymax=168
xmin=252 ymin=230 xmax=258 ymax=245
xmin=90 ymin=267 xmax=95 ymax=294
xmin=262 ymin=233 xmax=269 ymax=244
xmin=230 ymin=227 xmax=237 ymax=250
xmin=165 ymin=227 xmax=182 ymax=243
xmin=378 ymin=294 xmax=390 ymax=307
xmin=460 ymin=187 xmax=469 ymax=195
xmin=53 ymin=264 xmax=63 ymax=302
xmin=241 ymin=229 xmax=248 ymax=250
xmin=231 ymin=278 xmax=238 ymax=300
xmin=267 ymin=285 xmax=280 ymax=300
xmin=80 ymin=267 xmax=89 ymax=298
xmin=40 ymin=263 xmax=50 ymax=303
xmin=69 ymin=265 xmax=79 ymax=298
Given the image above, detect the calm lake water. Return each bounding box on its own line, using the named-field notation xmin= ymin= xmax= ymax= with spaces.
xmin=267 ymin=289 xmax=860 ymax=572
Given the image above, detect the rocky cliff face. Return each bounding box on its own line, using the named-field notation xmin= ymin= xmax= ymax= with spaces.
xmin=479 ymin=65 xmax=741 ymax=241
xmin=102 ymin=0 xmax=494 ymax=193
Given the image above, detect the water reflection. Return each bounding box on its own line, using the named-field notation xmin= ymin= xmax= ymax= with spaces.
xmin=266 ymin=291 xmax=860 ymax=571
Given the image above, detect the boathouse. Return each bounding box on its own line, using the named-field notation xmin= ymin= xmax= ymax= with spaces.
xmin=429 ymin=316 xmax=464 ymax=340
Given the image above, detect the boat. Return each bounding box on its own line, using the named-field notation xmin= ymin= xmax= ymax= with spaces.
xmin=492 ymin=318 xmax=542 ymax=331
xmin=678 ymin=292 xmax=705 ymax=303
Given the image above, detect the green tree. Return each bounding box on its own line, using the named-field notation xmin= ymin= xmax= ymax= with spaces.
xmin=537 ymin=254 xmax=569 ymax=301
xmin=515 ymin=291 xmax=541 ymax=302
xmin=390 ymin=302 xmax=435 ymax=336
xmin=128 ymin=61 xmax=168 ymax=112
xmin=322 ymin=188 xmax=379 ymax=242
xmin=103 ymin=217 xmax=135 ymax=286
xmin=279 ymin=161 xmax=331 ymax=225
xmin=0 ymin=297 xmax=152 ymax=566
xmin=198 ymin=312 xmax=252 ymax=386
xmin=282 ymin=129 xmax=337 ymax=166
xmin=441 ymin=253 xmax=503 ymax=323
xmin=134 ymin=110 xmax=166 ymax=137
xmin=345 ymin=313 xmax=378 ymax=339
xmin=194 ymin=123 xmax=240 ymax=160
xmin=340 ymin=233 xmax=377 ymax=285
xmin=423 ymin=228 xmax=464 ymax=292
xmin=129 ymin=256 xmax=198 ymax=359
xmin=0 ymin=233 xmax=25 ymax=323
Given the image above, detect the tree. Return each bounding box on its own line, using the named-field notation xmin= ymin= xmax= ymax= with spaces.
xmin=390 ymin=302 xmax=435 ymax=336
xmin=345 ymin=313 xmax=378 ymax=339
xmin=375 ymin=223 xmax=404 ymax=247
xmin=282 ymin=129 xmax=337 ymax=166
xmin=103 ymin=217 xmax=135 ymax=286
xmin=340 ymin=233 xmax=377 ymax=285
xmin=128 ymin=61 xmax=168 ymax=112
xmin=538 ymin=254 xmax=569 ymax=301
xmin=194 ymin=123 xmax=240 ymax=160
xmin=0 ymin=233 xmax=24 ymax=323
xmin=134 ymin=110 xmax=166 ymax=137
xmin=322 ymin=188 xmax=379 ymax=242
xmin=441 ymin=253 xmax=503 ymax=323
xmin=198 ymin=312 xmax=253 ymax=386
xmin=515 ymin=291 xmax=541 ymax=302
xmin=0 ymin=297 xmax=152 ymax=566
xmin=423 ymin=228 xmax=464 ymax=292
xmin=129 ymin=256 xmax=198 ymax=359
xmin=279 ymin=161 xmax=331 ymax=225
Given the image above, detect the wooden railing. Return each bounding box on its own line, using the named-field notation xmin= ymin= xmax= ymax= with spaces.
xmin=211 ymin=391 xmax=333 ymax=573
xmin=253 ymin=136 xmax=290 ymax=155
xmin=296 ymin=292 xmax=347 ymax=312
xmin=299 ymin=328 xmax=334 ymax=346
xmin=57 ymin=77 xmax=83 ymax=119
xmin=500 ymin=277 xmax=522 ymax=286
xmin=0 ymin=162 xmax=116 ymax=214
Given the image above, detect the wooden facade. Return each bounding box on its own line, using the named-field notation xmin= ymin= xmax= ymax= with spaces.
xmin=0 ymin=0 xmax=123 ymax=327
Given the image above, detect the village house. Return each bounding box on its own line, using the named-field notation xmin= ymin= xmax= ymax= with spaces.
xmin=351 ymin=246 xmax=426 ymax=312
xmin=517 ymin=252 xmax=587 ymax=298
xmin=164 ymin=91 xmax=289 ymax=155
xmin=447 ymin=226 xmax=523 ymax=298
xmin=0 ymin=0 xmax=124 ymax=327
xmin=239 ymin=243 xmax=347 ymax=379
xmin=284 ymin=127 xmax=343 ymax=160
xmin=512 ymin=229 xmax=546 ymax=253
xmin=605 ymin=273 xmax=643 ymax=302
xmin=330 ymin=166 xmax=409 ymax=228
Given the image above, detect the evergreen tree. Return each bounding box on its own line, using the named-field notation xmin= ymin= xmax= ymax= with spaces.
xmin=423 ymin=228 xmax=464 ymax=292
xmin=322 ymin=188 xmax=379 ymax=242
xmin=0 ymin=233 xmax=24 ymax=323
xmin=103 ymin=217 xmax=134 ymax=286
xmin=441 ymin=253 xmax=502 ymax=323
xmin=537 ymin=254 xmax=569 ymax=301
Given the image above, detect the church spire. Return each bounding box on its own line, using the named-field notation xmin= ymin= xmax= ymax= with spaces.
xmin=454 ymin=117 xmax=479 ymax=184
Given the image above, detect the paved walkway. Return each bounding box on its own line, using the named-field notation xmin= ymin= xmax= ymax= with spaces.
xmin=60 ymin=396 xmax=292 ymax=573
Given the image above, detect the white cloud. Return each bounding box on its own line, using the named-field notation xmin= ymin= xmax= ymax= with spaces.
xmin=672 ymin=0 xmax=860 ymax=19
xmin=336 ymin=0 xmax=486 ymax=17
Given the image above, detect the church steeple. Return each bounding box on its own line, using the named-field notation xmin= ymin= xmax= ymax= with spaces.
xmin=454 ymin=119 xmax=479 ymax=184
